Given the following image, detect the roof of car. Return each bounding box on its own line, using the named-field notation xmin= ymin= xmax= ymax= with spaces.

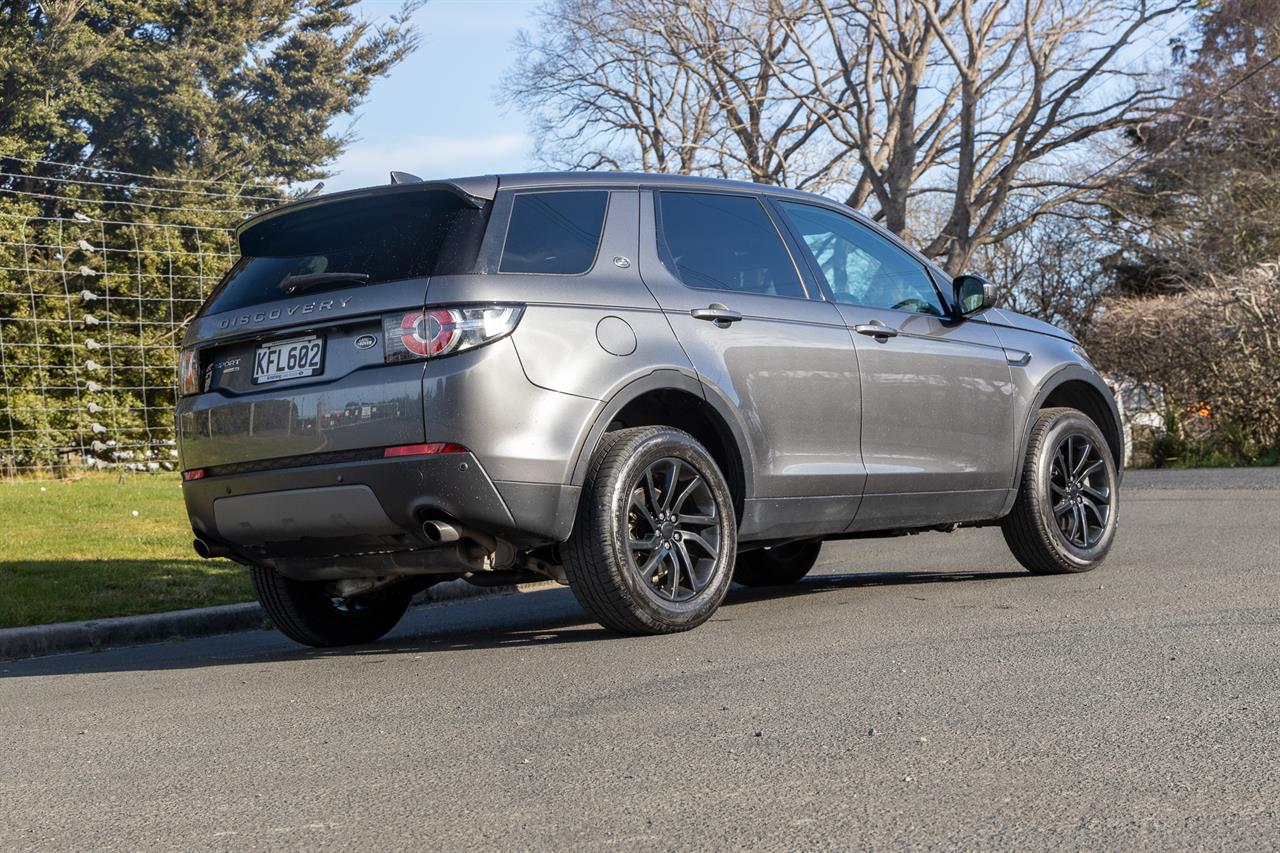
xmin=236 ymin=170 xmax=852 ymax=243
xmin=491 ymin=171 xmax=835 ymax=203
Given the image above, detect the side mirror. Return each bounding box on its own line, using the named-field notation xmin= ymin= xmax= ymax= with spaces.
xmin=952 ymin=274 xmax=997 ymax=317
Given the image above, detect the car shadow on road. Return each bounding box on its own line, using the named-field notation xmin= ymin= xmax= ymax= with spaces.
xmin=2 ymin=566 xmax=1026 ymax=679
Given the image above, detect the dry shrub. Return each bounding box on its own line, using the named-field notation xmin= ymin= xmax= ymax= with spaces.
xmin=1088 ymin=262 xmax=1280 ymax=448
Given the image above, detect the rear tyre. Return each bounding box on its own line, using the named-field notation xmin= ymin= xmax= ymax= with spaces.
xmin=563 ymin=426 xmax=737 ymax=635
xmin=250 ymin=567 xmax=413 ymax=647
xmin=733 ymin=541 xmax=822 ymax=587
xmin=1001 ymin=407 xmax=1119 ymax=575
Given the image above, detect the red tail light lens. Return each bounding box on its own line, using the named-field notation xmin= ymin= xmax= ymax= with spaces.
xmin=178 ymin=348 xmax=200 ymax=396
xmin=384 ymin=442 xmax=468 ymax=458
xmin=383 ymin=305 xmax=523 ymax=364
xmin=182 ymin=468 xmax=206 ymax=481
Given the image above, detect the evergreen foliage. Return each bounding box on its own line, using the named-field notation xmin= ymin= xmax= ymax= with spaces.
xmin=0 ymin=1 xmax=420 ymax=474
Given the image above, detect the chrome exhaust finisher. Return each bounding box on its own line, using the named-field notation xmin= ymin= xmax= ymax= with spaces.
xmin=192 ymin=537 xmax=231 ymax=559
xmin=421 ymin=519 xmax=462 ymax=543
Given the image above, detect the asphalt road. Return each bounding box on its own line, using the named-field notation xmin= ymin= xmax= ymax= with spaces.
xmin=3 ymin=468 xmax=1279 ymax=850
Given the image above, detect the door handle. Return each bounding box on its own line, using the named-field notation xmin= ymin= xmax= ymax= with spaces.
xmin=854 ymin=322 xmax=899 ymax=339
xmin=690 ymin=304 xmax=743 ymax=327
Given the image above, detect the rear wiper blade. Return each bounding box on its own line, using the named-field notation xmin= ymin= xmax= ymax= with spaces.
xmin=279 ymin=272 xmax=370 ymax=295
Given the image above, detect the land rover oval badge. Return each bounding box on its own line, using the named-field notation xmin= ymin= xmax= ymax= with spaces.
xmin=354 ymin=334 xmax=377 ymax=350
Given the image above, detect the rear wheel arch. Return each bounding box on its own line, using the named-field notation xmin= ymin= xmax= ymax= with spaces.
xmin=569 ymin=372 xmax=752 ymax=525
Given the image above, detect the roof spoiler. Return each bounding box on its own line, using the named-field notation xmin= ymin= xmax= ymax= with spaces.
xmin=234 ymin=175 xmax=499 ymax=246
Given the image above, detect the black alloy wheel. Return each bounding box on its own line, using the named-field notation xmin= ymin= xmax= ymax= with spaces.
xmin=625 ymin=456 xmax=721 ymax=603
xmin=1048 ymin=433 xmax=1113 ymax=549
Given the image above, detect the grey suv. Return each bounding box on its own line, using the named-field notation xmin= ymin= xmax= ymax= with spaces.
xmin=178 ymin=172 xmax=1121 ymax=646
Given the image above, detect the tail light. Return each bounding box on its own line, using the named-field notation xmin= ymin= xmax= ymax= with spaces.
xmin=383 ymin=305 xmax=523 ymax=364
xmin=178 ymin=348 xmax=200 ymax=396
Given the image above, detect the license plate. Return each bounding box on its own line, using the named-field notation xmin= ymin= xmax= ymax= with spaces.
xmin=253 ymin=336 xmax=324 ymax=384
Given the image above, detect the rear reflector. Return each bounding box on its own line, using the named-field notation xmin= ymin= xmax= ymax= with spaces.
xmin=383 ymin=442 xmax=468 ymax=458
xmin=182 ymin=468 xmax=206 ymax=481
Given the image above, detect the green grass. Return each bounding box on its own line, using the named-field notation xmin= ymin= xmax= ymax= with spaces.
xmin=0 ymin=474 xmax=253 ymax=629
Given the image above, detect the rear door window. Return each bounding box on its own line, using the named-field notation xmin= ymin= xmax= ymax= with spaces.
xmin=656 ymin=191 xmax=805 ymax=298
xmin=499 ymin=191 xmax=609 ymax=274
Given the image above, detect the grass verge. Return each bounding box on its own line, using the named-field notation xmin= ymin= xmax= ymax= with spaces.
xmin=0 ymin=474 xmax=252 ymax=629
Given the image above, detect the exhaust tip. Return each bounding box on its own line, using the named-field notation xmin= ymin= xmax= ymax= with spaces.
xmin=421 ymin=520 xmax=461 ymax=544
xmin=193 ymin=537 xmax=213 ymax=559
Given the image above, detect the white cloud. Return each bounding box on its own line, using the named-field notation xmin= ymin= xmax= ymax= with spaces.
xmin=325 ymin=133 xmax=533 ymax=192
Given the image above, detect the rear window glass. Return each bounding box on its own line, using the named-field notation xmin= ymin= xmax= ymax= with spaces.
xmin=203 ymin=190 xmax=486 ymax=315
xmin=499 ymin=191 xmax=608 ymax=274
xmin=656 ymin=192 xmax=804 ymax=298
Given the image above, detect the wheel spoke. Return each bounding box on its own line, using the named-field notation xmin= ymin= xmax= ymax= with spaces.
xmin=1071 ymin=504 xmax=1086 ymax=545
xmin=1079 ymin=459 xmax=1105 ymax=479
xmin=638 ymin=548 xmax=663 ymax=582
xmin=672 ymin=473 xmax=704 ymax=514
xmin=675 ymin=541 xmax=701 ymax=592
xmin=630 ymin=492 xmax=657 ymax=529
xmin=677 ymin=511 xmax=715 ymax=527
xmin=1053 ymin=499 xmax=1073 ymax=517
xmin=1050 ymin=481 xmax=1068 ymax=497
xmin=1072 ymin=441 xmax=1093 ymax=477
xmin=629 ymin=534 xmax=660 ymax=551
xmin=1053 ymin=447 xmax=1069 ymax=481
xmin=643 ymin=468 xmax=662 ymax=518
xmin=660 ymin=459 xmax=682 ymax=513
xmin=1082 ymin=483 xmax=1109 ymax=502
xmin=681 ymin=530 xmax=717 ymax=558
xmin=1081 ymin=496 xmax=1107 ymax=528
xmin=665 ymin=550 xmax=681 ymax=599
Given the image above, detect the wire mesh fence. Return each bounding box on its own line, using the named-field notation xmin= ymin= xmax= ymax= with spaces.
xmin=0 ymin=164 xmax=279 ymax=478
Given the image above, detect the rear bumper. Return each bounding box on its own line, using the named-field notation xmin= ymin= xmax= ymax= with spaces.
xmin=183 ymin=453 xmax=579 ymax=558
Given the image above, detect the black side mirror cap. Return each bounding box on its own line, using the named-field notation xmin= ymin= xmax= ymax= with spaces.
xmin=952 ymin=274 xmax=997 ymax=317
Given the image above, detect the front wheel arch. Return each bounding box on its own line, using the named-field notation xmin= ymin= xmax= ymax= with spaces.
xmin=1002 ymin=369 xmax=1123 ymax=516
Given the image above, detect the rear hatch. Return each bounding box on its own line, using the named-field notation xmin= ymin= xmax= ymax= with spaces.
xmin=177 ymin=183 xmax=490 ymax=471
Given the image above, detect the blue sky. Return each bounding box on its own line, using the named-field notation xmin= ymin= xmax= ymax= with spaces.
xmin=325 ymin=0 xmax=540 ymax=192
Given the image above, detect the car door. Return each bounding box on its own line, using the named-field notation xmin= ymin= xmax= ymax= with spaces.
xmin=637 ymin=189 xmax=865 ymax=539
xmin=772 ymin=199 xmax=1015 ymax=530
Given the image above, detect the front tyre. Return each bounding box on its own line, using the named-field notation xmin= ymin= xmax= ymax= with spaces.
xmin=563 ymin=426 xmax=737 ymax=635
xmin=250 ymin=567 xmax=413 ymax=647
xmin=1001 ymin=407 xmax=1119 ymax=574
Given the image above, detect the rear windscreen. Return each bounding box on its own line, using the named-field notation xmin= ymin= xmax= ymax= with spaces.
xmin=202 ymin=190 xmax=488 ymax=315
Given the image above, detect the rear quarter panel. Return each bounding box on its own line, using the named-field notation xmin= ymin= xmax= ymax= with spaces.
xmin=422 ymin=189 xmax=700 ymax=487
xmin=426 ymin=189 xmax=695 ymax=403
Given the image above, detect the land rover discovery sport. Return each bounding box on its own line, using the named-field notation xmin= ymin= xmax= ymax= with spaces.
xmin=178 ymin=172 xmax=1122 ymax=645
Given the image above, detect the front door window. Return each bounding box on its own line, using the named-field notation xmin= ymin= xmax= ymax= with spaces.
xmin=777 ymin=201 xmax=945 ymax=316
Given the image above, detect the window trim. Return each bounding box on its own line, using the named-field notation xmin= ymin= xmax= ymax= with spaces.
xmin=769 ymin=198 xmax=952 ymax=317
xmin=497 ymin=188 xmax=611 ymax=277
xmin=653 ymin=189 xmax=813 ymax=301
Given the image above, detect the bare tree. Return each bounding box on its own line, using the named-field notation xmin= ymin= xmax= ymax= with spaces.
xmin=967 ymin=203 xmax=1113 ymax=337
xmin=502 ymin=0 xmax=845 ymax=187
xmin=504 ymin=0 xmax=1189 ymax=273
